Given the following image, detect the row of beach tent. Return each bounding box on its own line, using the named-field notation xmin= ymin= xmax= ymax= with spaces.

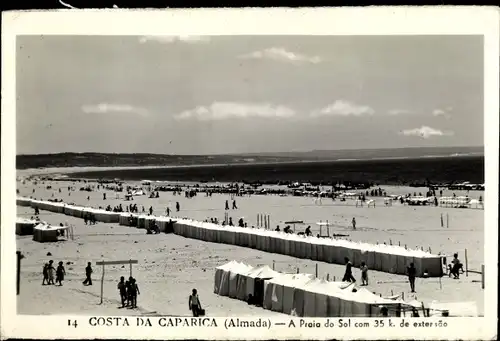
xmin=214 ymin=261 xmax=478 ymax=317
xmin=17 ymin=197 xmax=443 ymax=277
xmin=214 ymin=260 xmax=421 ymax=317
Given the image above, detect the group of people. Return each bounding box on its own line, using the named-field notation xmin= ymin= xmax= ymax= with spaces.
xmin=341 ymin=257 xmax=419 ymax=293
xmin=117 ymin=276 xmax=140 ymax=308
xmin=225 ymin=200 xmax=238 ymax=210
xmin=42 ymin=260 xmax=66 ymax=286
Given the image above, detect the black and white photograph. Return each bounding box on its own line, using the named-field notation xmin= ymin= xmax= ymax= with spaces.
xmin=1 ymin=8 xmax=498 ymax=340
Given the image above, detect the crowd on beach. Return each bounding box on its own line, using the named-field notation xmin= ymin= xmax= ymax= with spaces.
xmin=20 ymin=177 xmax=472 ymax=316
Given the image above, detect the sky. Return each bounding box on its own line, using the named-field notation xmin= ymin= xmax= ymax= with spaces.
xmin=16 ymin=35 xmax=484 ymax=155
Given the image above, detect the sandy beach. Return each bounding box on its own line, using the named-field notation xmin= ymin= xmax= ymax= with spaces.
xmin=16 ymin=175 xmax=484 ymax=317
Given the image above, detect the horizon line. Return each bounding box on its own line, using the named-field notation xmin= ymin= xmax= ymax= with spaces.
xmin=16 ymin=145 xmax=484 ymax=157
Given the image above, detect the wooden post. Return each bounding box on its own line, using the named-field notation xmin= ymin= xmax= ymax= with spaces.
xmin=327 ymin=273 xmax=330 ymax=281
xmin=272 ymin=261 xmax=275 ymax=271
xmin=439 ymin=275 xmax=442 ymax=290
xmin=256 ymin=214 xmax=259 ymax=228
xmin=315 ymin=263 xmax=318 ymax=278
xmin=16 ymin=251 xmax=22 ymax=295
xmin=446 ymin=213 xmax=449 ymax=228
xmin=100 ymin=264 xmax=105 ymax=305
xmin=465 ymin=249 xmax=469 ymax=277
xmin=296 ymin=267 xmax=299 ymax=274
xmin=440 ymin=213 xmax=443 ymax=227
xmin=320 ymin=225 xmax=322 ymax=236
xmin=129 ymin=260 xmax=133 ymax=278
xmin=402 ymin=292 xmax=404 ymax=301
xmin=327 ymin=225 xmax=330 ymax=237
xmin=481 ymin=264 xmax=485 ymax=289
xmin=267 ymin=215 xmax=270 ymax=230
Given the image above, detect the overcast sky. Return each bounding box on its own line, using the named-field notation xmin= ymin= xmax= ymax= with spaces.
xmin=16 ymin=35 xmax=483 ymax=155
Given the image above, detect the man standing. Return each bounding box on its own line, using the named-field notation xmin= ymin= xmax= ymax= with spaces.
xmin=342 ymin=257 xmax=356 ymax=283
xmin=83 ymin=262 xmax=93 ymax=286
xmin=407 ymin=263 xmax=416 ymax=293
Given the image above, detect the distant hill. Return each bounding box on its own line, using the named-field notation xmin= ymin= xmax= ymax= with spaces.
xmin=16 ymin=146 xmax=483 ymax=170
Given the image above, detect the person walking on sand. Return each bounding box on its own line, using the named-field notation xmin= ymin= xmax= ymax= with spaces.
xmin=352 ymin=217 xmax=356 ymax=230
xmin=225 ymin=200 xmax=229 ymax=210
xmin=55 ymin=261 xmax=66 ymax=286
xmin=360 ymin=262 xmax=369 ymax=286
xmin=129 ymin=278 xmax=140 ymax=308
xmin=189 ymin=289 xmax=203 ymax=317
xmin=176 ymin=202 xmax=180 ymax=212
xmin=47 ymin=260 xmax=55 ymax=285
xmin=166 ymin=207 xmax=170 ymax=217
xmin=407 ymin=262 xmax=416 ymax=293
xmin=42 ymin=263 xmax=49 ymax=285
xmin=342 ymin=257 xmax=356 ymax=283
xmin=232 ymin=199 xmax=237 ymax=209
xmin=118 ymin=276 xmax=127 ymax=307
xmin=83 ymin=262 xmax=93 ymax=286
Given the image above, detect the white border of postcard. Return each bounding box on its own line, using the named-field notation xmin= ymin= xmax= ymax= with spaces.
xmin=2 ymin=7 xmax=499 ymax=340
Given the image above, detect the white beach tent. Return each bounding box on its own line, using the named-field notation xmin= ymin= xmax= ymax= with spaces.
xmin=214 ymin=261 xmax=239 ymax=296
xmin=228 ymin=262 xmax=254 ymax=298
xmin=263 ymin=273 xmax=314 ymax=315
xmin=236 ymin=265 xmax=279 ymax=302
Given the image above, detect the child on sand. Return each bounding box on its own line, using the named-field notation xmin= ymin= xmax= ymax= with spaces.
xmin=189 ymin=289 xmax=203 ymax=317
xmin=42 ymin=263 xmax=49 ymax=285
xmin=360 ymin=262 xmax=369 ymax=286
xmin=47 ymin=260 xmax=55 ymax=285
xmin=55 ymin=261 xmax=66 ymax=286
xmin=118 ymin=276 xmax=127 ymax=307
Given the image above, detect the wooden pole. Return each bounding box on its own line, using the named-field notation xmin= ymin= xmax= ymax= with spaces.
xmin=315 ymin=264 xmax=318 ymax=278
xmin=100 ymin=264 xmax=105 ymax=305
xmin=296 ymin=267 xmax=299 ymax=274
xmin=320 ymin=225 xmax=322 ymax=236
xmin=481 ymin=264 xmax=485 ymax=289
xmin=129 ymin=260 xmax=133 ymax=278
xmin=439 ymin=275 xmax=442 ymax=290
xmin=272 ymin=261 xmax=275 ymax=271
xmin=256 ymin=214 xmax=259 ymax=227
xmin=440 ymin=213 xmax=443 ymax=227
xmin=465 ymin=249 xmax=469 ymax=277
xmin=16 ymin=251 xmax=22 ymax=295
xmin=327 ymin=273 xmax=330 ymax=281
xmin=446 ymin=213 xmax=449 ymax=228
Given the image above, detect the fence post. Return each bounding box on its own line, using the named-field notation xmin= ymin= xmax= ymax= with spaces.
xmin=315 ymin=264 xmax=318 ymax=278
xmin=465 ymin=249 xmax=469 ymax=277
xmin=272 ymin=261 xmax=275 ymax=271
xmin=481 ymin=264 xmax=485 ymax=289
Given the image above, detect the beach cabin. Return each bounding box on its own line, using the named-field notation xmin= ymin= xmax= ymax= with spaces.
xmin=16 ymin=217 xmax=39 ymax=236
xmin=33 ymin=223 xmax=70 ymax=243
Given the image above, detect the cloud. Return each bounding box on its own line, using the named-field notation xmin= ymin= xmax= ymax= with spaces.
xmin=81 ymin=104 xmax=148 ymax=117
xmin=388 ymin=109 xmax=411 ymax=116
xmin=239 ymin=47 xmax=322 ymax=64
xmin=432 ymin=107 xmax=452 ymax=119
xmin=399 ymin=126 xmax=454 ymax=139
xmin=311 ymin=100 xmax=375 ymax=117
xmin=138 ymin=35 xmax=210 ymax=44
xmin=173 ymin=102 xmax=295 ymax=121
